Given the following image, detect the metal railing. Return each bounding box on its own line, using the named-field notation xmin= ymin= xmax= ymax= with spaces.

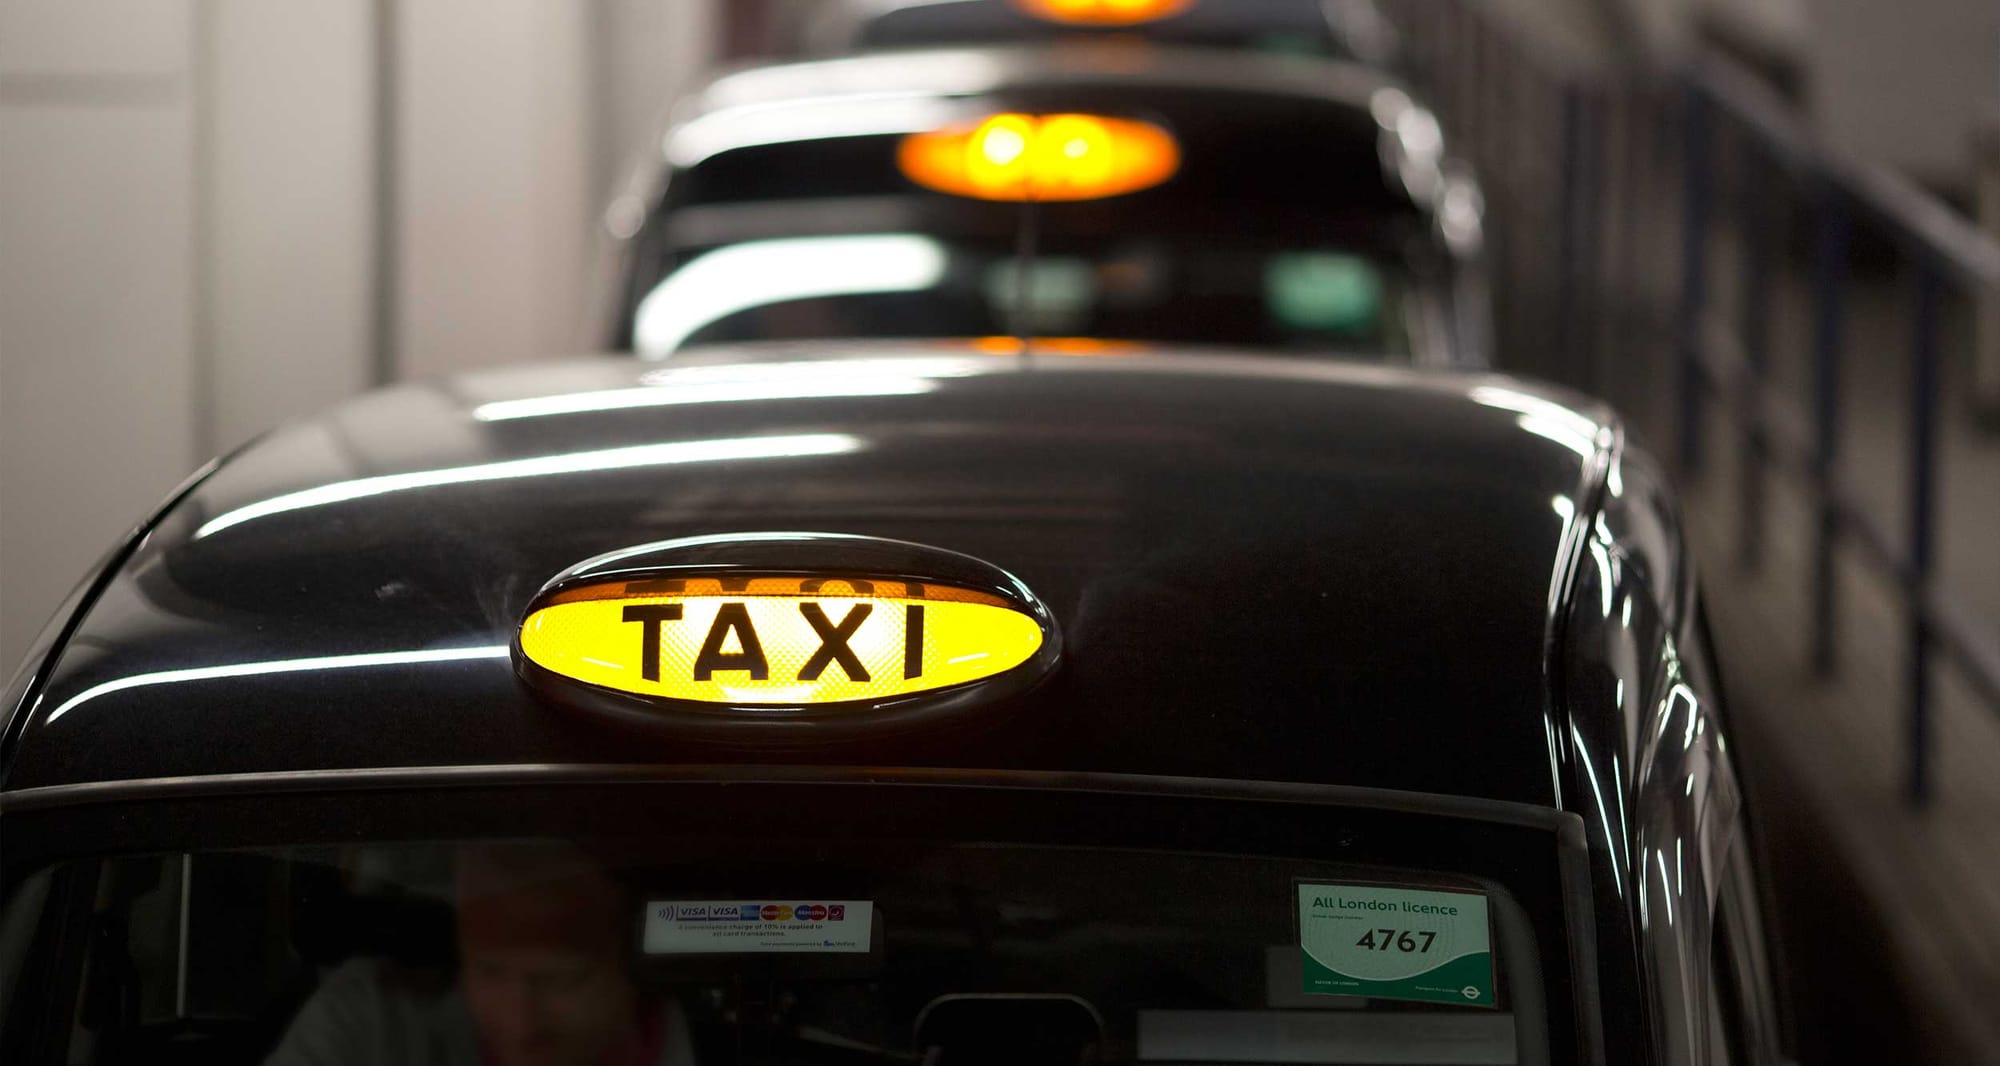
xmin=1391 ymin=2 xmax=2000 ymax=804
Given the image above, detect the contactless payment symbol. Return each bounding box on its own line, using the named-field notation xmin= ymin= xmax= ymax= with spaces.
xmin=1296 ymin=882 xmax=1496 ymax=1009
xmin=643 ymin=900 xmax=874 ymax=955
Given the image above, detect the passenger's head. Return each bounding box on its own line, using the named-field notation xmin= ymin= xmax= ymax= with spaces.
xmin=454 ymin=842 xmax=640 ymax=1066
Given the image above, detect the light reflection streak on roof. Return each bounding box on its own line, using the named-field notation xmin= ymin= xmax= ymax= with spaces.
xmin=194 ymin=433 xmax=863 ymax=539
xmin=473 ymin=358 xmax=990 ymax=422
xmin=46 ymin=645 xmax=511 ymax=724
xmin=1469 ymin=385 xmax=1601 ymax=459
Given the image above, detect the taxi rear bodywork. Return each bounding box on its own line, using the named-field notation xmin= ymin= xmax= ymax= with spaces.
xmin=7 ymin=346 xmax=1602 ymax=797
xmin=1 ymin=345 xmax=1774 ymax=1066
xmin=600 ymin=46 xmax=1488 ymax=364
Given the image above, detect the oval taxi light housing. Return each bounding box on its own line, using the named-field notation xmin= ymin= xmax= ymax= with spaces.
xmin=898 ymin=113 xmax=1180 ymax=202
xmin=1014 ymin=0 xmax=1194 ymax=26
xmin=514 ymin=534 xmax=1060 ymax=741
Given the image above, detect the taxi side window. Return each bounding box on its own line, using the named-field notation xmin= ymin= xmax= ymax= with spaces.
xmin=0 ymin=869 xmax=58 ymax=1063
xmin=1703 ymin=915 xmax=1748 ymax=1066
xmin=1677 ymin=599 xmax=1726 ymax=708
xmin=1707 ymin=840 xmax=1783 ymax=1066
xmin=14 ymin=854 xmax=334 ymax=1066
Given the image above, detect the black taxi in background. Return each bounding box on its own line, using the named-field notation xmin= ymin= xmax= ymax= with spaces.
xmin=596 ymin=45 xmax=1488 ymax=365
xmin=801 ymin=0 xmax=1399 ymax=68
xmin=2 ymin=340 xmax=1784 ymax=1066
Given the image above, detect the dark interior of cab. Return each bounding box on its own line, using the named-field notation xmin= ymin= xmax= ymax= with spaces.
xmin=1 ymin=789 xmax=1573 ymax=1066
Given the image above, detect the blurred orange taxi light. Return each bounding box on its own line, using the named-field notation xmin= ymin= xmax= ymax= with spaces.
xmin=1014 ymin=0 xmax=1194 ymax=26
xmin=899 ymin=113 xmax=1180 ymax=202
xmin=970 ymin=336 xmax=1143 ymax=356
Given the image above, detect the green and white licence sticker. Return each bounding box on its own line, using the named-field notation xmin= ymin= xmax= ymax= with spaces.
xmin=1297 ymin=883 xmax=1496 ymax=1008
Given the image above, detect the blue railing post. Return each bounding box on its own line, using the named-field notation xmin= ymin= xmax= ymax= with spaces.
xmin=1676 ymin=86 xmax=1712 ymax=475
xmin=1560 ymin=83 xmax=1601 ymax=391
xmin=1442 ymin=3 xmax=1468 ymax=148
xmin=1809 ymin=194 xmax=1850 ymax=676
xmin=1469 ymin=9 xmax=1490 ymax=164
xmin=1737 ymin=151 xmax=1777 ymax=567
xmin=1907 ymin=259 xmax=1943 ymax=805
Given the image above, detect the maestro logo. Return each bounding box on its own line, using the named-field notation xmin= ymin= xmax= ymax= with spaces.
xmin=756 ymin=903 xmax=846 ymax=922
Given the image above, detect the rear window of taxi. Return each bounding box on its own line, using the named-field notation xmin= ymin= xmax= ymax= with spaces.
xmin=663 ymin=87 xmax=1408 ymax=218
xmin=632 ymin=233 xmax=1405 ymax=356
xmin=620 ymin=89 xmax=1429 ymax=355
xmin=0 ymin=782 xmax=1589 ymax=1066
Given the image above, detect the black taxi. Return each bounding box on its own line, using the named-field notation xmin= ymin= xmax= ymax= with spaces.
xmin=597 ymin=45 xmax=1488 ymax=365
xmin=1 ymin=341 xmax=1780 ymax=1066
xmin=801 ymin=0 xmax=1399 ymax=68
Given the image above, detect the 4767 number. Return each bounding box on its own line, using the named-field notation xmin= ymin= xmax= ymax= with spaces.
xmin=1355 ymin=929 xmax=1435 ymax=953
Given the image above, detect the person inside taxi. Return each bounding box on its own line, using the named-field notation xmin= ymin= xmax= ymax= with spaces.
xmin=265 ymin=842 xmax=695 ymax=1066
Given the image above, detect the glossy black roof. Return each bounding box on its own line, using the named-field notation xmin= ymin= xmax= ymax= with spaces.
xmin=678 ymin=43 xmax=1399 ymax=122
xmin=2 ymin=344 xmax=1613 ymax=804
xmin=813 ymin=0 xmax=1392 ymax=62
xmin=662 ymin=44 xmax=1413 ymax=178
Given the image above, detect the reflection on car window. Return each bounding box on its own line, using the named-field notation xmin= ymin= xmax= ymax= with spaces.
xmin=634 ymin=235 xmax=953 ymax=354
xmin=5 ymin=839 xmax=1545 ymax=1066
xmin=264 ymin=842 xmax=697 ymax=1066
xmin=634 ymin=234 xmax=1404 ymax=358
xmin=1266 ymin=253 xmax=1382 ymax=338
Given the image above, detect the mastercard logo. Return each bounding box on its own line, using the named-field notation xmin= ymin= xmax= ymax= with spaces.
xmin=756 ymin=903 xmax=845 ymax=921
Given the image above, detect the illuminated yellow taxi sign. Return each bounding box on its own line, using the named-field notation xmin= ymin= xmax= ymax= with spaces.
xmin=898 ymin=113 xmax=1180 ymax=202
xmin=1014 ymin=0 xmax=1194 ymax=26
xmin=520 ymin=576 xmax=1045 ymax=706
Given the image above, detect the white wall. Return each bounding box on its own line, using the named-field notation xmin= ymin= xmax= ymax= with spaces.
xmin=0 ymin=0 xmax=199 ymax=666
xmin=206 ymin=0 xmax=376 ymax=454
xmin=587 ymin=0 xmax=716 ymax=341
xmin=596 ymin=0 xmax=712 ymax=196
xmin=0 ymin=0 xmax=715 ymax=671
xmin=394 ymin=0 xmax=595 ymax=378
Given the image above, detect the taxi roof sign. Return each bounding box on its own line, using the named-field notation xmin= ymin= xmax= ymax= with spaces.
xmin=899 ymin=112 xmax=1180 ymax=202
xmin=1015 ymin=0 xmax=1195 ymax=26
xmin=515 ymin=533 xmax=1060 ymax=740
